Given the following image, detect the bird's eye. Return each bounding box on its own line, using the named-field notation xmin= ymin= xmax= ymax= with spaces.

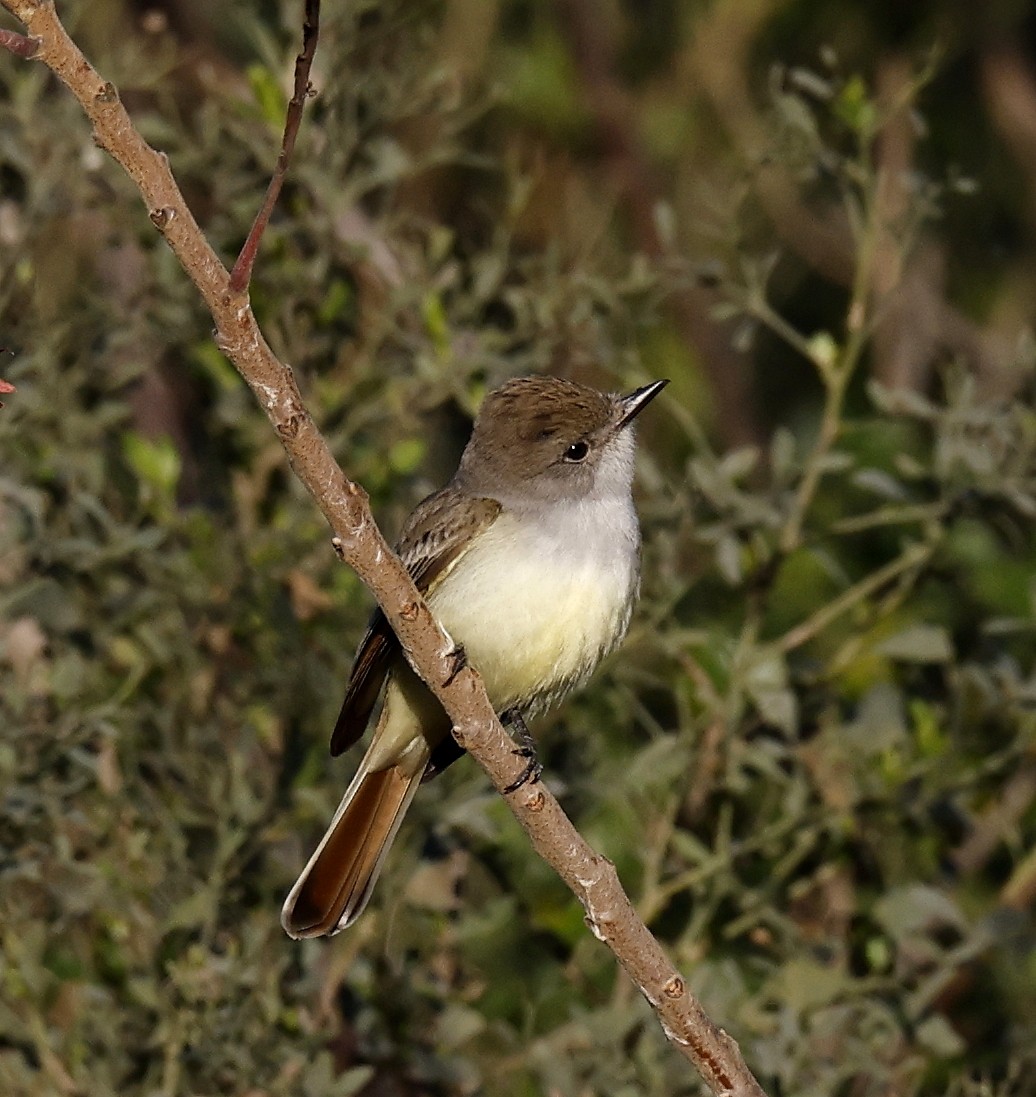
xmin=563 ymin=440 xmax=590 ymax=463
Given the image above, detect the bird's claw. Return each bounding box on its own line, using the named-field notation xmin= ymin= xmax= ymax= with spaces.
xmin=500 ymin=708 xmax=542 ymax=793
xmin=442 ymin=644 xmax=468 ymax=687
xmin=503 ymin=746 xmax=543 ymax=793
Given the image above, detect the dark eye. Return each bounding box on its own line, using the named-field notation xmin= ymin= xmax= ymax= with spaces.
xmin=563 ymin=440 xmax=590 ymax=463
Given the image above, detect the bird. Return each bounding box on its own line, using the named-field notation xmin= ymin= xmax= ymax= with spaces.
xmin=281 ymin=375 xmax=667 ymax=938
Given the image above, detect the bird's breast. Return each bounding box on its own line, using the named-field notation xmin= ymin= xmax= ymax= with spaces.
xmin=427 ymin=500 xmax=639 ymax=713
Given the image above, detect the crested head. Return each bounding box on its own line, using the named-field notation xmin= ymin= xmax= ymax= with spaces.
xmin=454 ymin=376 xmax=666 ymax=507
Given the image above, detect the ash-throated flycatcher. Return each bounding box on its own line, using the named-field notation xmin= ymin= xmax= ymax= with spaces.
xmin=282 ymin=375 xmax=667 ymax=938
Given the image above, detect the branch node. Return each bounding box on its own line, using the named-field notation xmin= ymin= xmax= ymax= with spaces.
xmin=148 ymin=206 xmax=175 ymax=231
xmin=330 ymin=537 xmax=346 ymax=561
xmin=585 ymin=915 xmax=611 ymax=942
xmin=663 ymin=975 xmax=686 ymax=999
xmin=400 ymin=601 xmax=420 ymax=621
xmin=94 ymin=80 xmax=118 ymax=104
xmin=276 ymin=412 xmax=303 ymax=440
xmin=524 ymin=788 xmax=546 ymax=811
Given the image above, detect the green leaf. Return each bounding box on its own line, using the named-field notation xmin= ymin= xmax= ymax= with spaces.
xmin=422 ymin=290 xmax=450 ymax=354
xmin=389 ymin=437 xmax=426 ymax=475
xmin=121 ymin=432 xmax=181 ymax=498
xmin=915 ymin=1014 xmax=966 ymax=1057
xmin=246 ymin=63 xmax=285 ymax=126
xmin=877 ymin=624 xmax=953 ymax=663
xmin=773 ymin=959 xmax=852 ymax=1011
xmin=873 ymin=884 xmax=967 ymax=938
xmin=834 ymin=74 xmax=878 ymax=136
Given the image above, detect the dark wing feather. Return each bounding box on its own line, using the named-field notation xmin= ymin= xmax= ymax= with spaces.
xmin=329 ymin=489 xmax=501 ymax=756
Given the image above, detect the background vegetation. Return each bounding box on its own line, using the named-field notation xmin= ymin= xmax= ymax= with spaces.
xmin=2 ymin=1 xmax=1036 ymax=1094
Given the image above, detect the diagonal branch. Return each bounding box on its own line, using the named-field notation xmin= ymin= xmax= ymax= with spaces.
xmin=0 ymin=3 xmax=766 ymax=1093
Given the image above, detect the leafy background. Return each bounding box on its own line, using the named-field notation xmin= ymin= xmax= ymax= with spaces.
xmin=2 ymin=1 xmax=1036 ymax=1095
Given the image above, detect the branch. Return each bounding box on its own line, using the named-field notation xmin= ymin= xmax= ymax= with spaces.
xmin=0 ymin=4 xmax=766 ymax=1093
xmin=228 ymin=0 xmax=320 ymax=293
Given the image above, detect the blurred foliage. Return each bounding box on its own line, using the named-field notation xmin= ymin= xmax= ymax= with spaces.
xmin=2 ymin=1 xmax=1036 ymax=1095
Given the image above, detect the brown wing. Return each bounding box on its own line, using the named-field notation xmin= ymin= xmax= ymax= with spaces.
xmin=329 ymin=489 xmax=501 ymax=756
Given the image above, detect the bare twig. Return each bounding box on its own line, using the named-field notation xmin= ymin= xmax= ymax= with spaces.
xmin=776 ymin=539 xmax=933 ymax=654
xmin=229 ymin=0 xmax=320 ymax=293
xmin=0 ymin=24 xmax=37 ymax=57
xmin=0 ymin=3 xmax=766 ymax=1093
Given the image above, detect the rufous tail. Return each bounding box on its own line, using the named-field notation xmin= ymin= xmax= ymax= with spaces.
xmin=281 ymin=760 xmax=424 ymax=938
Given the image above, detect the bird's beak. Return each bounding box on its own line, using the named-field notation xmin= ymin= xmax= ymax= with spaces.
xmin=617 ymin=379 xmax=668 ymax=429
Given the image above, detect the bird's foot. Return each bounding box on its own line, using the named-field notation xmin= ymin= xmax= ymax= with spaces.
xmin=442 ymin=643 xmax=467 ymax=687
xmin=500 ymin=708 xmax=542 ymax=793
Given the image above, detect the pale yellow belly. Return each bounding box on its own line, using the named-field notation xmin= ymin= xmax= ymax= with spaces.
xmin=427 ymin=513 xmax=637 ymax=713
xmin=367 ymin=504 xmax=639 ymax=775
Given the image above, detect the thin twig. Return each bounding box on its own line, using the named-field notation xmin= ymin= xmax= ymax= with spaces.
xmin=825 ymin=543 xmax=936 ymax=678
xmin=0 ymin=3 xmax=766 ymax=1093
xmin=777 ymin=159 xmax=880 ymax=556
xmin=832 ymin=501 xmax=947 ymax=534
xmin=744 ymin=295 xmax=821 ymax=366
xmin=0 ymin=25 xmax=37 ymax=57
xmin=229 ymin=0 xmax=320 ymax=293
xmin=776 ymin=539 xmax=933 ymax=653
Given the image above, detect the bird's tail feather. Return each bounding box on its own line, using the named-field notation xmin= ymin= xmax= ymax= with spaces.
xmin=281 ymin=758 xmax=424 ymax=938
